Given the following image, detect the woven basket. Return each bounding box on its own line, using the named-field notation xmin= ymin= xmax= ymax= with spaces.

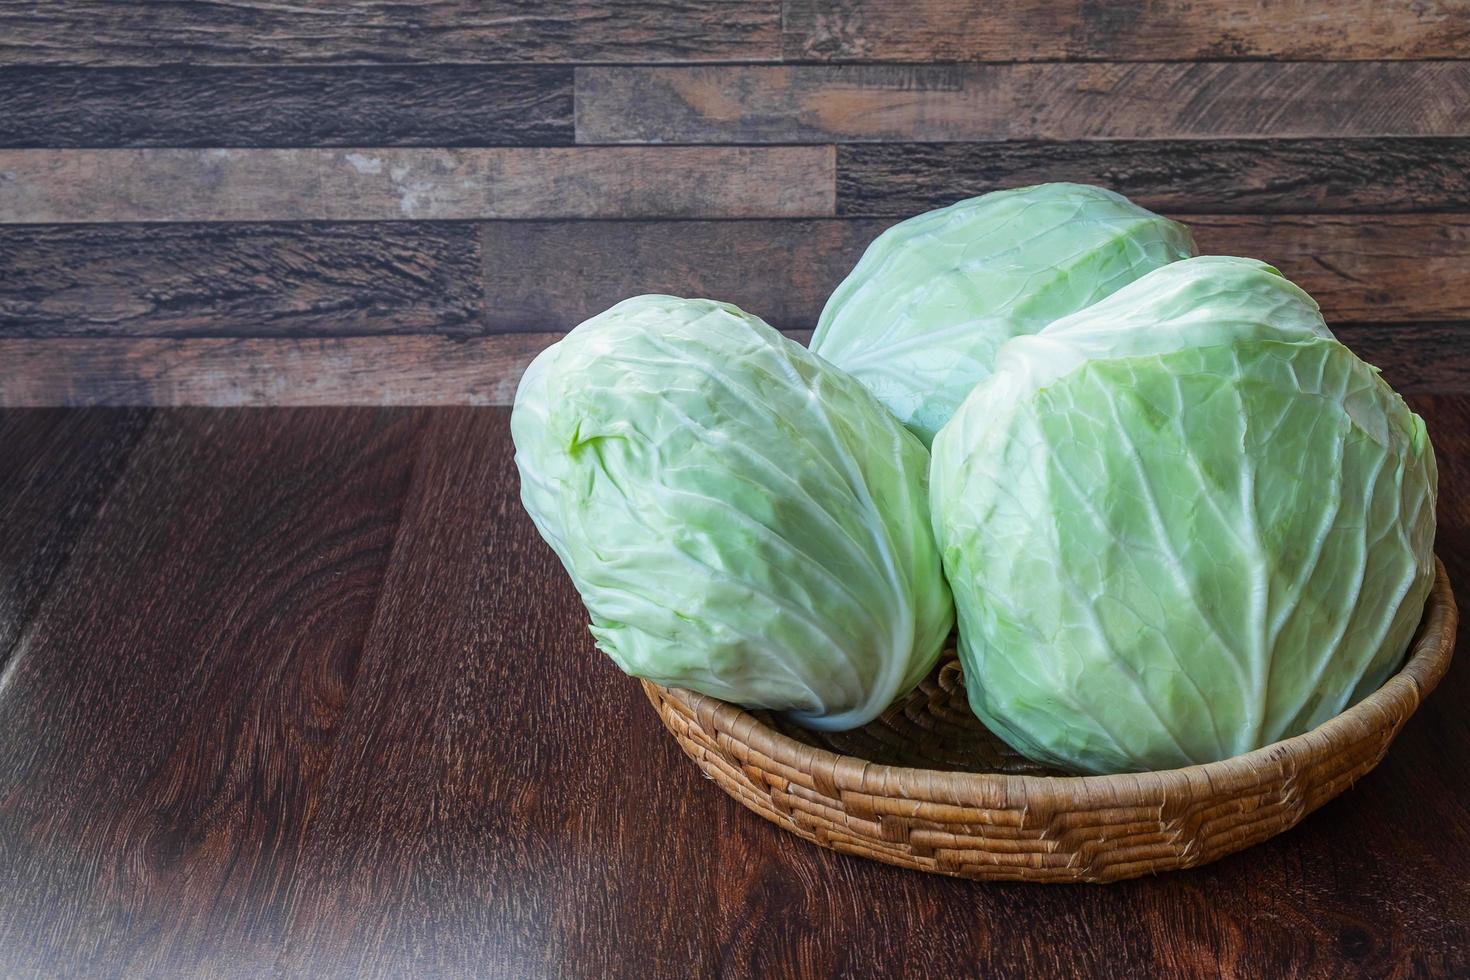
xmin=644 ymin=558 xmax=1458 ymax=883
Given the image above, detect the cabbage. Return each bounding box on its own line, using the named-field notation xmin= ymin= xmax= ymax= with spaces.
xmin=931 ymin=257 xmax=1438 ymax=774
xmin=513 ymin=295 xmax=954 ymax=730
xmin=811 ymin=183 xmax=1196 ymax=446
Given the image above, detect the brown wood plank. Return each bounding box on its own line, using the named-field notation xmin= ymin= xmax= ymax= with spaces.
xmin=578 ymin=63 xmax=1470 ymax=144
xmin=4 ymin=214 xmax=1466 ymax=340
xmin=0 ymin=223 xmax=483 ymax=338
xmin=1 ymin=324 xmax=1463 ymax=409
xmin=0 ymin=66 xmax=572 ymax=148
xmin=837 ymin=140 xmax=1470 ymax=216
xmin=482 ymin=215 xmax=1470 ymax=330
xmin=0 ymin=0 xmax=780 ymax=66
xmin=0 ymin=147 xmax=835 ymax=223
xmin=1334 ymin=325 xmax=1470 ymax=393
xmin=481 ymin=219 xmax=880 ymax=331
xmin=0 ymin=408 xmax=428 ymax=977
xmin=1189 ymin=214 xmax=1470 ymax=325
xmin=782 ymin=0 xmax=1470 ymax=61
xmin=0 ymin=336 xmax=556 ymax=406
xmin=0 ymin=409 xmax=150 ymax=664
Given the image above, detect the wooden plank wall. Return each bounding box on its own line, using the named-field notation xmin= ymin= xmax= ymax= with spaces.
xmin=1 ymin=0 xmax=1467 ymax=405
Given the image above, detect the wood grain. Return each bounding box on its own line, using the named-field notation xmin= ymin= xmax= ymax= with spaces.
xmin=0 ymin=336 xmax=554 ymax=406
xmin=0 ymin=66 xmax=573 ymax=148
xmin=0 ymin=223 xmax=483 ymax=338
xmin=1412 ymin=395 xmax=1470 ymax=592
xmin=1336 ymin=325 xmax=1470 ymax=393
xmin=1 ymin=404 xmax=1465 ymax=977
xmin=578 ymin=63 xmax=1470 ymax=144
xmin=0 ymin=409 xmax=150 ymax=663
xmin=2 ymin=324 xmax=1462 ymax=408
xmin=237 ymin=406 xmax=1470 ymax=976
xmin=0 ymin=0 xmax=1463 ymax=969
xmin=783 ymin=0 xmax=1470 ymax=61
xmin=1189 ymin=214 xmax=1470 ymax=324
xmin=0 ymin=0 xmax=780 ymax=66
xmin=837 ymin=140 xmax=1470 ymax=216
xmin=0 ymin=408 xmax=428 ymax=977
xmin=480 ymin=219 xmax=880 ymax=331
xmin=480 ymin=215 xmax=1470 ymax=330
xmin=5 ymin=214 xmax=1466 ymax=340
xmin=275 ymin=408 xmax=603 ymax=977
xmin=0 ymin=147 xmax=835 ymax=222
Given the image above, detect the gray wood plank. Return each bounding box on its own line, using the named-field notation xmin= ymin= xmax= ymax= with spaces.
xmin=0 ymin=0 xmax=780 ymax=66
xmin=0 ymin=66 xmax=573 ymax=148
xmin=0 ymin=147 xmax=835 ymax=223
xmin=0 ymin=223 xmax=482 ymax=337
xmin=837 ymin=141 xmax=1470 ymax=216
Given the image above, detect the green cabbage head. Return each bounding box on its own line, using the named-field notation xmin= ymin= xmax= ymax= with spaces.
xmin=811 ymin=182 xmax=1196 ymax=446
xmin=513 ymin=295 xmax=954 ymax=730
xmin=931 ymin=257 xmax=1438 ymax=774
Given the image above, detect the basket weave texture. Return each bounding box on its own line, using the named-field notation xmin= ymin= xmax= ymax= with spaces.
xmin=644 ymin=559 xmax=1458 ymax=883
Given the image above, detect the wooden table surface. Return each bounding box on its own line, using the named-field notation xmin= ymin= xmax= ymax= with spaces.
xmin=0 ymin=400 xmax=1466 ymax=979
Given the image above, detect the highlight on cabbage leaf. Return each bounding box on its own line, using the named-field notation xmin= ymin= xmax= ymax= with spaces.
xmin=811 ymin=182 xmax=1196 ymax=447
xmin=930 ymin=257 xmax=1438 ymax=774
xmin=513 ymin=295 xmax=955 ymax=731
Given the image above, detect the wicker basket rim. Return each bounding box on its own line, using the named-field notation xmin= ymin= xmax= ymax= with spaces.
xmin=655 ymin=557 xmax=1457 ymax=802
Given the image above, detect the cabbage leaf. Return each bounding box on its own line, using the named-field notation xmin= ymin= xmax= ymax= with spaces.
xmin=931 ymin=258 xmax=1438 ymax=773
xmin=812 ymin=183 xmax=1196 ymax=446
xmin=514 ymin=295 xmax=955 ymax=731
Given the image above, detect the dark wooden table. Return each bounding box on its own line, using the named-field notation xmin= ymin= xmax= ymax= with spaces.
xmin=1 ymin=400 xmax=1466 ymax=979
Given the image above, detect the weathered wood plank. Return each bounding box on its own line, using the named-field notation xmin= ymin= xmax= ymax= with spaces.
xmin=0 ymin=0 xmax=780 ymax=66
xmin=0 ymin=147 xmax=835 ymax=222
xmin=578 ymin=63 xmax=1470 ymax=144
xmin=4 ymin=213 xmax=1465 ymax=338
xmin=0 ymin=336 xmax=556 ymax=406
xmin=0 ymin=223 xmax=483 ymax=337
xmin=0 ymin=408 xmax=427 ymax=977
xmin=481 ymin=219 xmax=879 ymax=331
xmin=482 ymin=215 xmax=1470 ymax=328
xmin=782 ymin=0 xmax=1470 ymax=61
xmin=1337 ymin=327 xmax=1470 ymax=394
xmin=1 ymin=326 xmax=1462 ymax=408
xmin=1189 ymin=214 xmax=1470 ymax=325
xmin=837 ymin=140 xmax=1470 ymax=216
xmin=0 ymin=66 xmax=573 ymax=148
